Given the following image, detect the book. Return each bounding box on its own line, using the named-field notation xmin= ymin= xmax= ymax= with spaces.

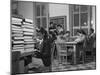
xmin=12 ymin=30 xmax=23 ymax=34
xmin=13 ymin=47 xmax=24 ymax=50
xmin=22 ymin=25 xmax=34 ymax=29
xmin=13 ymin=44 xmax=24 ymax=47
xmin=25 ymin=48 xmax=35 ymax=51
xmin=24 ymin=41 xmax=36 ymax=44
xmin=12 ymin=25 xmax=22 ymax=29
xmin=12 ymin=34 xmax=23 ymax=37
xmin=12 ymin=49 xmax=24 ymax=52
xmin=24 ymin=36 xmax=33 ymax=39
xmin=12 ymin=17 xmax=23 ymax=22
xmin=12 ymin=28 xmax=23 ymax=31
xmin=23 ymin=28 xmax=34 ymax=32
xmin=23 ymin=32 xmax=33 ymax=35
xmin=14 ymin=37 xmax=24 ymax=40
xmin=24 ymin=39 xmax=33 ymax=42
xmin=24 ymin=44 xmax=34 ymax=48
xmin=12 ymin=22 xmax=22 ymax=25
xmin=25 ymin=18 xmax=33 ymax=23
xmin=13 ymin=41 xmax=24 ymax=44
xmin=23 ymin=22 xmax=33 ymax=25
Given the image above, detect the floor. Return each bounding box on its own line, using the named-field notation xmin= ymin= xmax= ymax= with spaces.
xmin=28 ymin=58 xmax=96 ymax=73
xmin=52 ymin=59 xmax=96 ymax=72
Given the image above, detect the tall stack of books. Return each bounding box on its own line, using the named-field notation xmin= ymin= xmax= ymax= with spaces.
xmin=12 ymin=17 xmax=36 ymax=52
xmin=23 ymin=19 xmax=36 ymax=51
xmin=12 ymin=17 xmax=24 ymax=51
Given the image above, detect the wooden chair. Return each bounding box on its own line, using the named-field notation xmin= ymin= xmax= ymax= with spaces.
xmin=84 ymin=37 xmax=95 ymax=63
xmin=55 ymin=43 xmax=68 ymax=65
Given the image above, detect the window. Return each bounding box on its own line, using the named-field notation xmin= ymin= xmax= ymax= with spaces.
xmin=35 ymin=3 xmax=49 ymax=29
xmin=12 ymin=1 xmax=18 ymax=15
xmin=71 ymin=5 xmax=92 ymax=36
xmin=50 ymin=16 xmax=66 ymax=31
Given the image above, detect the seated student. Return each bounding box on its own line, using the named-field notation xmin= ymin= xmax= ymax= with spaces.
xmin=63 ymin=31 xmax=71 ymax=42
xmin=56 ymin=31 xmax=65 ymax=43
xmin=56 ymin=24 xmax=64 ymax=35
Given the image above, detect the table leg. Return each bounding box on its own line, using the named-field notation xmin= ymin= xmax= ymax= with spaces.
xmin=73 ymin=45 xmax=76 ymax=64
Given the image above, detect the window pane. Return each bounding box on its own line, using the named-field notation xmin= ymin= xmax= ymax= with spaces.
xmin=50 ymin=19 xmax=57 ymax=25
xmin=36 ymin=18 xmax=40 ymax=28
xmin=36 ymin=5 xmax=40 ymax=16
xmin=81 ymin=13 xmax=88 ymax=26
xmin=74 ymin=5 xmax=79 ymax=12
xmin=73 ymin=29 xmax=79 ymax=36
xmin=41 ymin=5 xmax=46 ymax=16
xmin=80 ymin=5 xmax=88 ymax=12
xmin=42 ymin=17 xmax=47 ymax=28
xmin=74 ymin=14 xmax=79 ymax=26
xmin=58 ymin=18 xmax=64 ymax=25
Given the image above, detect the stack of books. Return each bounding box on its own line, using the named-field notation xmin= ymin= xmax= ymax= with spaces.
xmin=12 ymin=17 xmax=24 ymax=51
xmin=12 ymin=17 xmax=36 ymax=52
xmin=23 ymin=19 xmax=36 ymax=51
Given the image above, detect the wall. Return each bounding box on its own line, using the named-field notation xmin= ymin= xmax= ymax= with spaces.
xmin=17 ymin=1 xmax=35 ymax=22
xmin=49 ymin=3 xmax=69 ymax=30
xmin=92 ymin=6 xmax=96 ymax=32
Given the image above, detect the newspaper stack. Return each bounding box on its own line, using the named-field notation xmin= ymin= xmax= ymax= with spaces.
xmin=12 ymin=17 xmax=24 ymax=51
xmin=22 ymin=19 xmax=36 ymax=51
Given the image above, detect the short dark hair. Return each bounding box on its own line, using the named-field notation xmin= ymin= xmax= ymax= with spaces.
xmin=57 ymin=24 xmax=62 ymax=27
xmin=38 ymin=27 xmax=48 ymax=39
xmin=59 ymin=31 xmax=64 ymax=35
xmin=77 ymin=29 xmax=86 ymax=35
xmin=65 ymin=31 xmax=70 ymax=34
xmin=90 ymin=28 xmax=94 ymax=33
xmin=50 ymin=22 xmax=53 ymax=25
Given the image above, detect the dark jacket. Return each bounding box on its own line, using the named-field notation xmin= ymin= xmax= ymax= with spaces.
xmin=40 ymin=36 xmax=55 ymax=67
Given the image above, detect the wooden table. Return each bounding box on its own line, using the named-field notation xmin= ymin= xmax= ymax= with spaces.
xmin=55 ymin=41 xmax=78 ymax=65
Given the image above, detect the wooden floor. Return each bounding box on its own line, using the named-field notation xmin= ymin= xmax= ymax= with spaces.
xmin=28 ymin=58 xmax=96 ymax=73
xmin=52 ymin=59 xmax=96 ymax=72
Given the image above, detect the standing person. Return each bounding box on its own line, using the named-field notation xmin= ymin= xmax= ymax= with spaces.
xmin=88 ymin=28 xmax=96 ymax=49
xmin=74 ymin=29 xmax=87 ymax=64
xmin=49 ymin=22 xmax=56 ymax=32
xmin=56 ymin=24 xmax=64 ymax=35
xmin=75 ymin=29 xmax=86 ymax=43
xmin=36 ymin=27 xmax=56 ymax=72
xmin=63 ymin=31 xmax=71 ymax=42
xmin=88 ymin=28 xmax=95 ymax=39
xmin=87 ymin=28 xmax=96 ymax=61
xmin=49 ymin=22 xmax=57 ymax=36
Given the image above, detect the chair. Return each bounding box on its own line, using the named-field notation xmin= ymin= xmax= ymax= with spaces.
xmin=84 ymin=37 xmax=95 ymax=63
xmin=55 ymin=43 xmax=68 ymax=65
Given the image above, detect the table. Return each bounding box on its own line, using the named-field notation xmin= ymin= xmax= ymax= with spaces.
xmin=55 ymin=41 xmax=78 ymax=65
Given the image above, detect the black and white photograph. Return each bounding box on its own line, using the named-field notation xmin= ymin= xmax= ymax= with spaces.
xmin=11 ymin=0 xmax=96 ymax=74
